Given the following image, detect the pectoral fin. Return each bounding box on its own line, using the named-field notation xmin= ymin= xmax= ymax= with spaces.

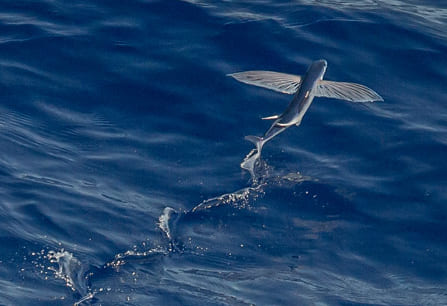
xmin=314 ymin=80 xmax=383 ymax=102
xmin=262 ymin=115 xmax=280 ymax=120
xmin=228 ymin=71 xmax=301 ymax=94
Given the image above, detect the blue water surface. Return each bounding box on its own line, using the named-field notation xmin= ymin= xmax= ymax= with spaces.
xmin=0 ymin=0 xmax=446 ymax=305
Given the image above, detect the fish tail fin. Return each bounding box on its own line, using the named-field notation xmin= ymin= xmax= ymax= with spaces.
xmin=245 ymin=135 xmax=265 ymax=152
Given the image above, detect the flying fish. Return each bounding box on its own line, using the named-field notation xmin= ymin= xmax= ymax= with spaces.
xmin=228 ymin=59 xmax=383 ymax=155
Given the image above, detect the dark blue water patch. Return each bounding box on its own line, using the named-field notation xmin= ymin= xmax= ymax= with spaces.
xmin=1 ymin=0 xmax=447 ymax=305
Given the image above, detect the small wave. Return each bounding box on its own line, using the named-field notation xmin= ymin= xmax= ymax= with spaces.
xmin=158 ymin=207 xmax=177 ymax=240
xmin=21 ymin=174 xmax=74 ymax=188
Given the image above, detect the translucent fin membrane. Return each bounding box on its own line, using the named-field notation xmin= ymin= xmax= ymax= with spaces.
xmin=228 ymin=71 xmax=301 ymax=94
xmin=315 ymin=80 xmax=383 ymax=102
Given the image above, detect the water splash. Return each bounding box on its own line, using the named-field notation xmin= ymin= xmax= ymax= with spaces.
xmin=42 ymin=249 xmax=96 ymax=305
xmin=105 ymin=246 xmax=168 ymax=270
xmin=191 ymin=184 xmax=265 ymax=213
xmin=74 ymin=293 xmax=96 ymax=306
xmin=240 ymin=148 xmax=261 ymax=180
xmin=46 ymin=250 xmax=83 ymax=292
xmin=158 ymin=207 xmax=178 ymax=240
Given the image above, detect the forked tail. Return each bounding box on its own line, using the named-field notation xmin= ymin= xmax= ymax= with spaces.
xmin=245 ymin=135 xmax=265 ymax=153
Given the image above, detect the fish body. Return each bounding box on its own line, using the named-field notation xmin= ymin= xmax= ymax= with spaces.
xmin=277 ymin=59 xmax=327 ymax=127
xmin=244 ymin=60 xmax=328 ymax=152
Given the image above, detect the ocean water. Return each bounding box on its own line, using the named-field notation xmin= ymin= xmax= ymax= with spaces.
xmin=0 ymin=0 xmax=446 ymax=305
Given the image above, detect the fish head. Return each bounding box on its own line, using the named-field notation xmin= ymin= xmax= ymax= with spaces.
xmin=313 ymin=59 xmax=327 ymax=80
xmin=305 ymin=59 xmax=328 ymax=82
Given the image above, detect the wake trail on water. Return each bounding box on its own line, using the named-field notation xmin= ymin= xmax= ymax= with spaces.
xmin=157 ymin=147 xmax=313 ymax=244
xmin=33 ymin=143 xmax=307 ymax=305
xmin=157 ymin=150 xmax=266 ymax=242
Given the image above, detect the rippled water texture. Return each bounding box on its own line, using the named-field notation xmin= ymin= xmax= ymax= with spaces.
xmin=0 ymin=0 xmax=446 ymax=305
